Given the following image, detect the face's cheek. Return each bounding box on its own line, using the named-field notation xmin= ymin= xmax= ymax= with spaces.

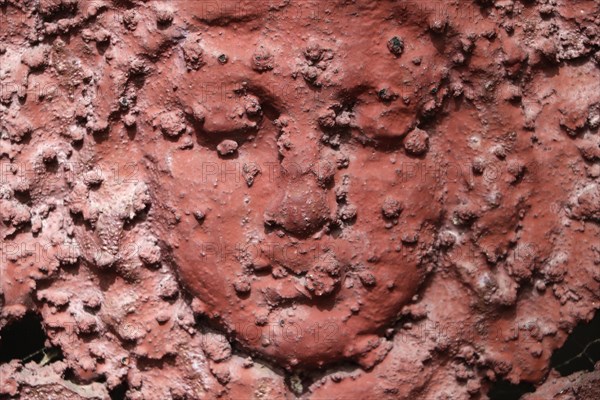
xmin=321 ymin=138 xmax=442 ymax=316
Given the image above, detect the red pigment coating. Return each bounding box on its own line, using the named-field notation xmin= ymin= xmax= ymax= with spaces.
xmin=1 ymin=0 xmax=599 ymax=399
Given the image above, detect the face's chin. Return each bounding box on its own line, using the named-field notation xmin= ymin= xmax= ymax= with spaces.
xmin=171 ymin=232 xmax=431 ymax=368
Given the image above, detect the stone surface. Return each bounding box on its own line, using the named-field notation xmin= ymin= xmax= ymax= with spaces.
xmin=1 ymin=0 xmax=599 ymax=399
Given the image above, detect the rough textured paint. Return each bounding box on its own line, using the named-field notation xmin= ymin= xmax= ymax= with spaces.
xmin=1 ymin=0 xmax=599 ymax=399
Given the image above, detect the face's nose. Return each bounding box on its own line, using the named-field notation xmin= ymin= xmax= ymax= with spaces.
xmin=264 ymin=176 xmax=330 ymax=237
xmin=265 ymin=114 xmax=333 ymax=236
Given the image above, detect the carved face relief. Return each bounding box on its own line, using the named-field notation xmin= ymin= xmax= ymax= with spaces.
xmin=147 ymin=31 xmax=446 ymax=368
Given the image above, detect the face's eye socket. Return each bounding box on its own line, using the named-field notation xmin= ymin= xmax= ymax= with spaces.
xmin=316 ymin=85 xmax=419 ymax=146
xmin=351 ymin=101 xmax=416 ymax=142
xmin=190 ymin=89 xmax=269 ymax=140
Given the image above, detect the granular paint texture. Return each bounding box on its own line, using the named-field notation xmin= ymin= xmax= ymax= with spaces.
xmin=1 ymin=0 xmax=600 ymax=399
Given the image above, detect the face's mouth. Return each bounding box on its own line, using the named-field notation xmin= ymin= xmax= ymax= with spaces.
xmin=245 ymin=231 xmax=340 ymax=270
xmin=241 ymin=225 xmax=363 ymax=306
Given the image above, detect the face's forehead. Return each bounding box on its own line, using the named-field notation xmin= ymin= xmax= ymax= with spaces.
xmin=140 ymin=0 xmax=451 ymax=144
